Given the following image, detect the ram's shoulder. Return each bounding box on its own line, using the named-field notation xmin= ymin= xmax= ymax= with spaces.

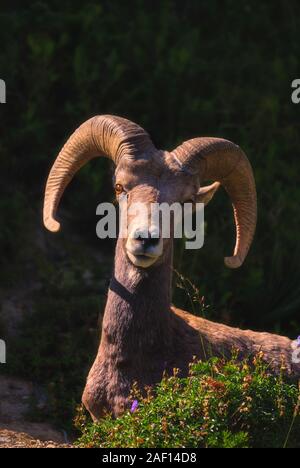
xmin=171 ymin=305 xmax=205 ymax=330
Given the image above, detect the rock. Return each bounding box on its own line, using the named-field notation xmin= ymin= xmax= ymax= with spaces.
xmin=0 ymin=429 xmax=73 ymax=448
xmin=0 ymin=375 xmax=69 ymax=443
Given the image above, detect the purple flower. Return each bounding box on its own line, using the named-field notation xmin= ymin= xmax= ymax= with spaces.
xmin=130 ymin=399 xmax=139 ymax=413
xmin=297 ymin=336 xmax=300 ymax=346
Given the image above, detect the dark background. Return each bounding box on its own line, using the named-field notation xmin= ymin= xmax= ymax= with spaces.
xmin=0 ymin=0 xmax=300 ymax=430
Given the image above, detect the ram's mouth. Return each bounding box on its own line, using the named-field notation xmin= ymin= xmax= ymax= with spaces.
xmin=127 ymin=251 xmax=159 ymax=268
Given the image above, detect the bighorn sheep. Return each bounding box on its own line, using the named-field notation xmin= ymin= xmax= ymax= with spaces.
xmin=43 ymin=115 xmax=299 ymax=420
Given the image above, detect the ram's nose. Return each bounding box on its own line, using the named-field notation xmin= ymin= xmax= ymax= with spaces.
xmin=134 ymin=233 xmax=160 ymax=251
xmin=126 ymin=228 xmax=163 ymax=268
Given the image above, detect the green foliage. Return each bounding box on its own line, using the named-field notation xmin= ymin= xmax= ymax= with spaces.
xmin=5 ymin=238 xmax=110 ymax=432
xmin=76 ymin=355 xmax=300 ymax=449
xmin=9 ymin=296 xmax=99 ymax=429
xmin=1 ymin=0 xmax=300 ymax=436
xmin=1 ymin=1 xmax=300 ymax=335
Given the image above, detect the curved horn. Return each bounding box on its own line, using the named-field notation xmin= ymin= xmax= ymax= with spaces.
xmin=43 ymin=115 xmax=154 ymax=233
xmin=172 ymin=138 xmax=257 ymax=269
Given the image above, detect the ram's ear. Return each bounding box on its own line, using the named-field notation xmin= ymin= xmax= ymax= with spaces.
xmin=195 ymin=182 xmax=220 ymax=206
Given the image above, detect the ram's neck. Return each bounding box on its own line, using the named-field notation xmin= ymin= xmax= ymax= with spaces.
xmin=100 ymin=238 xmax=173 ymax=363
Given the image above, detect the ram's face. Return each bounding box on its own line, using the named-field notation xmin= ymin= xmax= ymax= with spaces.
xmin=114 ymin=156 xmax=200 ymax=268
xmin=43 ymin=115 xmax=257 ymax=273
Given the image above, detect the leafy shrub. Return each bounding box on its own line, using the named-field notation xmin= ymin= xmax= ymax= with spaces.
xmin=76 ymin=354 xmax=300 ymax=449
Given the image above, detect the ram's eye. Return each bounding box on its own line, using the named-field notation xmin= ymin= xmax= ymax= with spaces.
xmin=115 ymin=183 xmax=124 ymax=195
